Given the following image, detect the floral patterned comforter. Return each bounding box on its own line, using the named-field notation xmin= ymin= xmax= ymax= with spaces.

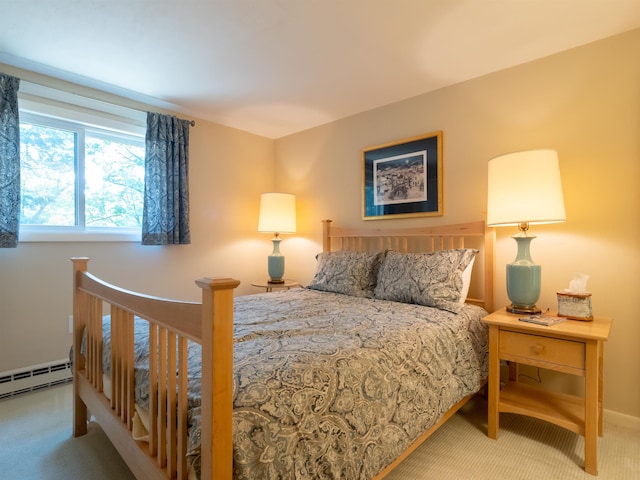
xmin=101 ymin=288 xmax=488 ymax=479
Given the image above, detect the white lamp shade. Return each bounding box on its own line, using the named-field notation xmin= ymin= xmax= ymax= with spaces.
xmin=258 ymin=193 xmax=296 ymax=233
xmin=487 ymin=149 xmax=566 ymax=227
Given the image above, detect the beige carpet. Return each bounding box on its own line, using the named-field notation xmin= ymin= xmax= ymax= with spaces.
xmin=387 ymin=396 xmax=639 ymax=480
xmin=0 ymin=384 xmax=134 ymax=480
xmin=0 ymin=384 xmax=637 ymax=479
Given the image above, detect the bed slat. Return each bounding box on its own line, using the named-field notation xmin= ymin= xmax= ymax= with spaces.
xmin=87 ymin=296 xmax=102 ymax=389
xmin=157 ymin=327 xmax=168 ymax=469
xmin=167 ymin=331 xmax=178 ymax=478
xmin=111 ymin=311 xmax=119 ymax=414
xmin=149 ymin=323 xmax=158 ymax=457
xmin=177 ymin=337 xmax=189 ymax=480
xmin=126 ymin=313 xmax=135 ymax=430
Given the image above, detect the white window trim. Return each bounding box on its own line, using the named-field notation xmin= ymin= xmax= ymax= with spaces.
xmin=18 ymin=82 xmax=146 ymax=243
xmin=19 ymin=81 xmax=147 ymax=135
xmin=19 ymin=227 xmax=142 ymax=243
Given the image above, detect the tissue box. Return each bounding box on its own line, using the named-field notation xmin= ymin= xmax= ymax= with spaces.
xmin=556 ymin=291 xmax=593 ymax=321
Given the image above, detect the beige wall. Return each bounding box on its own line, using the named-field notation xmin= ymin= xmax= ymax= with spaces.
xmin=275 ymin=29 xmax=640 ymax=418
xmin=0 ymin=67 xmax=276 ymax=372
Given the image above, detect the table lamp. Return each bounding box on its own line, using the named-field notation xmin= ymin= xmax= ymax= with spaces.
xmin=487 ymin=149 xmax=566 ymax=314
xmin=257 ymin=193 xmax=296 ymax=284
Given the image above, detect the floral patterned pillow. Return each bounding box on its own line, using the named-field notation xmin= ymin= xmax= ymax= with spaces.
xmin=307 ymin=251 xmax=387 ymax=298
xmin=373 ymin=249 xmax=478 ymax=313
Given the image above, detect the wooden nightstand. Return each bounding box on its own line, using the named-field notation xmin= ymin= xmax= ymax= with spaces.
xmin=251 ymin=280 xmax=300 ymax=292
xmin=482 ymin=308 xmax=612 ymax=475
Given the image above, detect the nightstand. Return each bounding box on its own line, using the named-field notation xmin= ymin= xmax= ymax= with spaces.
xmin=482 ymin=308 xmax=612 ymax=476
xmin=251 ymin=280 xmax=300 ymax=292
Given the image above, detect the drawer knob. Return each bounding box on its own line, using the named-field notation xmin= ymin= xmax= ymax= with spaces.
xmin=531 ymin=343 xmax=545 ymax=355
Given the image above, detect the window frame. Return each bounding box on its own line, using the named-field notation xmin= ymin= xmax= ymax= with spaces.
xmin=17 ymin=83 xmax=146 ymax=243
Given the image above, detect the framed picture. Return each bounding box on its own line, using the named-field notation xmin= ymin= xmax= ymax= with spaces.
xmin=362 ymin=131 xmax=443 ymax=220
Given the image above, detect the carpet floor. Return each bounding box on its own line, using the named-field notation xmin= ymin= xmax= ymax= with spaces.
xmin=0 ymin=384 xmax=637 ymax=479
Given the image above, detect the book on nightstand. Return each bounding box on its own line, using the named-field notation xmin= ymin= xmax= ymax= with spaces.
xmin=518 ymin=315 xmax=567 ymax=326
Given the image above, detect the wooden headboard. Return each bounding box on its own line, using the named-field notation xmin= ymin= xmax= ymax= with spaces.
xmin=321 ymin=219 xmax=494 ymax=312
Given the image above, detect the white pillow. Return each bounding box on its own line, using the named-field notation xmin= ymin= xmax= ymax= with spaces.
xmin=458 ymin=256 xmax=475 ymax=304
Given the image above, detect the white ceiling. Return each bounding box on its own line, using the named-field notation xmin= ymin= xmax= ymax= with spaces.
xmin=2 ymin=1 xmax=640 ymax=139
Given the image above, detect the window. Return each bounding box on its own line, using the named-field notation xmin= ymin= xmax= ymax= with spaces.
xmin=17 ymin=82 xmax=146 ymax=242
xmin=20 ymin=114 xmax=145 ymax=228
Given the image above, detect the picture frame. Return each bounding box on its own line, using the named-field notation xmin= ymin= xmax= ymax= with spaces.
xmin=362 ymin=131 xmax=443 ymax=220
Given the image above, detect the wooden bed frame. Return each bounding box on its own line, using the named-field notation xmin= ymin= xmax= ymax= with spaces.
xmin=71 ymin=219 xmax=494 ymax=480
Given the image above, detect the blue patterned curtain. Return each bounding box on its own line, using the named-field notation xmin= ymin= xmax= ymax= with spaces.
xmin=0 ymin=74 xmax=20 ymax=248
xmin=142 ymin=112 xmax=191 ymax=245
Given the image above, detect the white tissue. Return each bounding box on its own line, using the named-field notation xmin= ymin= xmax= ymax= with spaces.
xmin=564 ymin=272 xmax=589 ymax=294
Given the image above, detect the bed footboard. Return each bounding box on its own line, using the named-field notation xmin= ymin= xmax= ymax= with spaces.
xmin=71 ymin=257 xmax=239 ymax=480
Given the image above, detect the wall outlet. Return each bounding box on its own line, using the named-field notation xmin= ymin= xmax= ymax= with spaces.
xmin=68 ymin=315 xmax=73 ymax=334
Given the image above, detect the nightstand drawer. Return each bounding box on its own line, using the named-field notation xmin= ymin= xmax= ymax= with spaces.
xmin=499 ymin=331 xmax=585 ymax=371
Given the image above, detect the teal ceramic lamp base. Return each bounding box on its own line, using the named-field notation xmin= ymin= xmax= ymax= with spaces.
xmin=267 ymin=237 xmax=285 ymax=284
xmin=506 ymin=234 xmax=542 ymax=315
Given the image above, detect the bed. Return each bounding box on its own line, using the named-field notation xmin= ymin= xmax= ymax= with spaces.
xmin=71 ymin=219 xmax=495 ymax=479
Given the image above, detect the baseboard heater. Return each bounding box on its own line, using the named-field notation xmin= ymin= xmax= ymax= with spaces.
xmin=0 ymin=359 xmax=73 ymax=400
